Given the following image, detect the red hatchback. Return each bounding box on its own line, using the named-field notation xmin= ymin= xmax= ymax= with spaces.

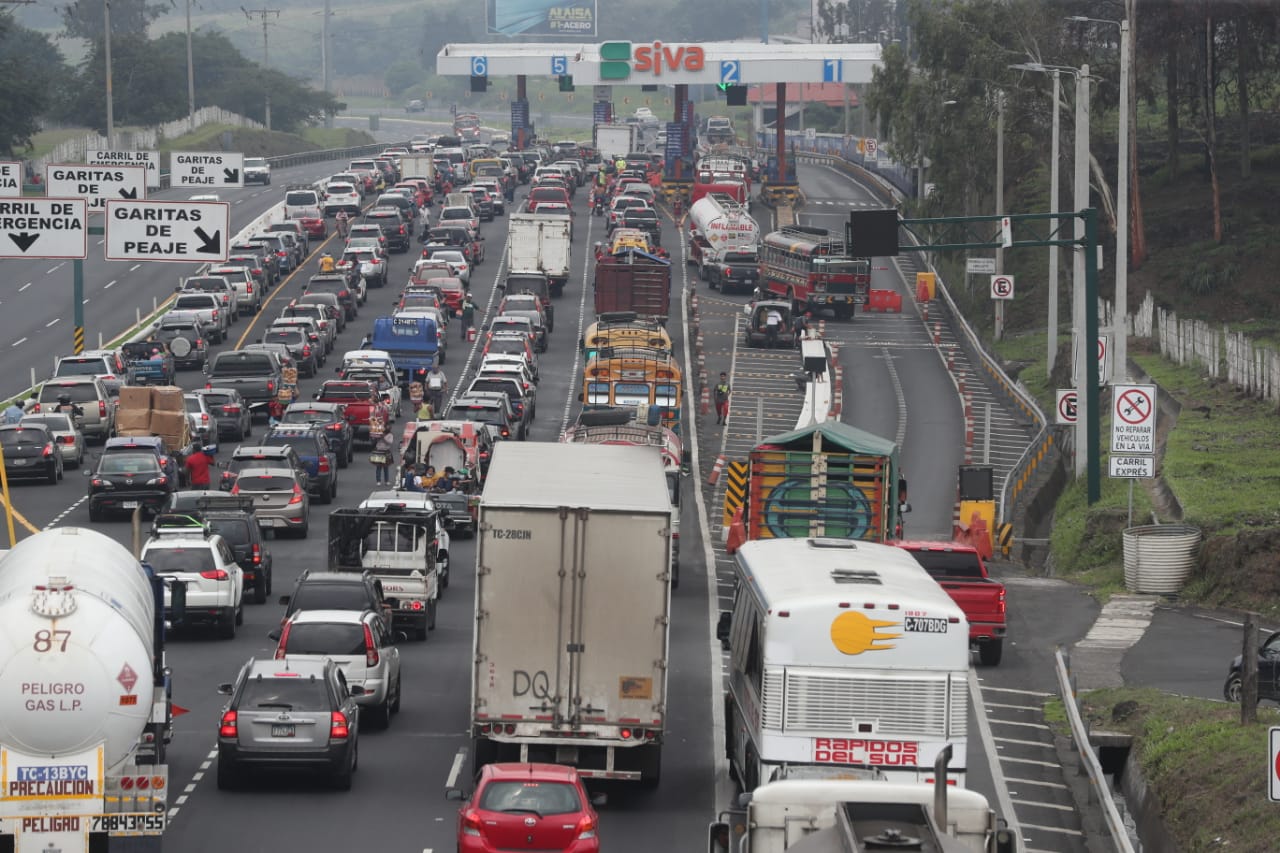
xmin=448 ymin=763 xmax=604 ymax=853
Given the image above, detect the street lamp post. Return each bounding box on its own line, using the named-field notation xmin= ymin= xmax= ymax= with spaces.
xmin=104 ymin=0 xmax=114 ymax=147
xmin=1069 ymin=15 xmax=1131 ymax=383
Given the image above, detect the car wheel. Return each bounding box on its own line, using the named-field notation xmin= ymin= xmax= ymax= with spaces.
xmin=296 ymin=518 xmax=309 ymax=539
xmin=427 ymin=597 xmax=437 ymax=631
xmin=46 ymin=464 xmax=58 ymax=485
xmin=337 ymin=447 xmax=349 ymax=469
xmin=216 ymin=756 xmax=238 ymax=791
xmin=217 ymin=608 xmax=236 ymax=640
xmin=978 ymin=639 xmax=1003 ymax=667
xmin=253 ymin=573 xmax=267 ymax=604
xmin=244 ymin=419 xmax=252 ymax=438
xmin=331 ymin=748 xmax=355 ymax=791
xmin=390 ymin=675 xmax=402 ymax=714
xmin=89 ymin=503 xmax=104 ymax=522
xmin=235 ymin=602 xmax=244 ymax=626
xmin=1224 ymin=673 xmax=1249 ymax=703
xmin=265 ymin=566 xmax=273 ymax=596
xmin=368 ymin=695 xmax=390 ymax=730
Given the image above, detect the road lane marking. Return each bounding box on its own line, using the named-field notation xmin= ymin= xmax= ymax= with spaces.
xmin=129 ymin=264 xmax=141 ymax=272
xmin=47 ymin=263 xmax=64 ymax=274
xmin=557 ymin=212 xmax=596 ymax=435
xmin=993 ymin=736 xmax=1056 ymax=750
xmin=445 ymin=748 xmax=466 ymax=788
xmin=1010 ymin=799 xmax=1077 ymax=812
xmin=19 ymin=282 xmax=32 ymax=291
xmin=105 ymin=279 xmax=117 ymax=289
xmin=1006 ymin=776 xmax=1068 ymax=790
xmin=999 ymin=756 xmax=1060 ymax=768
xmin=1020 ymin=823 xmax=1084 ymax=837
xmin=12 ymin=338 xmax=25 ymax=347
xmin=979 ymin=685 xmax=1051 ymax=697
xmin=968 ymin=668 xmax=1023 ymax=844
xmin=989 ymin=718 xmax=1051 ymax=731
xmin=46 ymin=318 xmax=60 ymax=327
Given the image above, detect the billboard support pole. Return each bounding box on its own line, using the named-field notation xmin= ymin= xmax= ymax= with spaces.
xmin=516 ymin=74 xmax=528 ymax=149
xmin=776 ymin=83 xmax=787 ymax=183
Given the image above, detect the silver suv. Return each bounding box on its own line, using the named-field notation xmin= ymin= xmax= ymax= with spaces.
xmin=172 ymin=292 xmax=231 ymax=343
xmin=38 ymin=376 xmax=115 ymax=442
xmin=270 ymin=609 xmax=402 ymax=729
xmin=141 ymin=524 xmax=245 ymax=638
xmin=216 ymin=657 xmax=362 ymax=790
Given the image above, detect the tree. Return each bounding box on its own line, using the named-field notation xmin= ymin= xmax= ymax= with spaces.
xmin=0 ymin=14 xmax=70 ymax=155
xmin=60 ymin=0 xmax=167 ymax=41
xmin=385 ymin=62 xmax=421 ymax=96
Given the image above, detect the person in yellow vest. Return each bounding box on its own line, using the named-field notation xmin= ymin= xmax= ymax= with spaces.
xmin=318 ymin=252 xmax=336 ymax=273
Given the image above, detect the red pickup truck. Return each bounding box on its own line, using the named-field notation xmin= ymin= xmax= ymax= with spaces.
xmin=314 ymin=380 xmax=389 ymax=446
xmin=896 ymin=540 xmax=1008 ymax=666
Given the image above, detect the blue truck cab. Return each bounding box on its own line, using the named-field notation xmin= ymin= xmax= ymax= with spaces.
xmin=371 ymin=315 xmax=440 ymax=388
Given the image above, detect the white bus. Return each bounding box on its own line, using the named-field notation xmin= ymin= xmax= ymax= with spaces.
xmin=717 ymin=538 xmax=970 ymax=790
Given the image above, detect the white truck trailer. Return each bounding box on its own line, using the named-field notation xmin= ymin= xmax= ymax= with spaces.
xmin=507 ymin=212 xmax=573 ymax=297
xmin=0 ymin=527 xmax=177 ymax=853
xmin=398 ymin=155 xmax=436 ymax=183
xmin=470 ymin=442 xmax=672 ymax=784
xmin=593 ymin=123 xmax=638 ymax=165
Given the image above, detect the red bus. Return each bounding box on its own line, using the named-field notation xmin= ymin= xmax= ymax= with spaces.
xmin=759 ymin=226 xmax=869 ymax=320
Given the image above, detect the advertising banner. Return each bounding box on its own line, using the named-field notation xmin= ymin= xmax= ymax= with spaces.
xmin=487 ymin=0 xmax=596 ymax=36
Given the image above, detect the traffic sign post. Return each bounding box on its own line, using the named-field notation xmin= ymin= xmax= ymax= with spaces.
xmin=1270 ymin=728 xmax=1280 ymax=802
xmin=104 ymin=199 xmax=230 ymax=263
xmin=45 ymin=165 xmax=147 ymax=211
xmin=0 ymin=198 xmax=88 ymax=259
xmin=1056 ymin=389 xmax=1077 ymax=425
xmin=170 ymin=152 xmax=245 ymax=189
xmin=1111 ymin=384 xmax=1156 ymax=454
xmin=864 ymin=137 xmax=878 ymax=157
xmin=0 ymin=162 xmax=20 ymax=198
xmin=966 ymin=257 xmax=996 ymax=275
xmin=990 ymin=274 xmax=1014 ymax=342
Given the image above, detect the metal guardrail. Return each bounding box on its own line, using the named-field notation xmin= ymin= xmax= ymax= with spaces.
xmin=1055 ymin=648 xmax=1137 ymax=853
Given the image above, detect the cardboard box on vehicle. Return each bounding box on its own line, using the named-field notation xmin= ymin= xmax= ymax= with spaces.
xmin=116 ymin=427 xmax=153 ymax=438
xmin=150 ymin=386 xmax=185 ymax=412
xmin=114 ymin=409 xmax=151 ymax=432
xmin=118 ymin=386 xmax=152 ymax=410
xmin=149 ymin=409 xmax=186 ymax=436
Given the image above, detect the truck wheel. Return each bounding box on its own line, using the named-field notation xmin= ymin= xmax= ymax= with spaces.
xmin=216 ymin=757 xmax=238 ymax=790
xmin=638 ymin=744 xmax=662 ymax=789
xmin=472 ymin=738 xmax=497 ymax=779
xmin=438 ymin=552 xmax=450 ymax=590
xmin=217 ymin=608 xmax=236 ymax=640
xmin=671 ymin=559 xmax=679 ymax=589
xmin=427 ymin=598 xmax=438 ymax=631
xmin=978 ymin=640 xmax=1003 ymax=667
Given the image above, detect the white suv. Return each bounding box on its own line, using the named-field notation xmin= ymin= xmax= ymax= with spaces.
xmin=323 ymin=182 xmax=361 ymax=217
xmin=142 ymin=524 xmax=245 ymax=639
xmin=243 ymin=157 xmax=272 ymax=185
xmin=271 ymin=609 xmax=402 ymax=729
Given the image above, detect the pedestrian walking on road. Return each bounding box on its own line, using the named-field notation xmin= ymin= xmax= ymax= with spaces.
xmin=371 ymin=430 xmax=396 ymax=485
xmin=714 ymin=372 xmax=731 ymax=426
xmin=2 ymin=400 xmax=24 ymax=424
xmin=425 ymin=364 xmax=448 ymax=413
xmin=459 ymin=293 xmax=477 ymax=341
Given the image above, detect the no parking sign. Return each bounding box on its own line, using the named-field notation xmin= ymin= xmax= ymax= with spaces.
xmin=990 ymin=275 xmax=1014 ymax=300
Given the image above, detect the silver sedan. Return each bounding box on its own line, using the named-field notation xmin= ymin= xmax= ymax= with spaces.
xmin=20 ymin=412 xmax=84 ymax=468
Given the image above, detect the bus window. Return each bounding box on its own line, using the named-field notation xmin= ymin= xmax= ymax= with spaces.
xmin=654 ymin=384 xmax=679 ymax=407
xmin=586 ymin=382 xmax=611 ymax=405
xmin=613 ymin=382 xmax=650 ymax=406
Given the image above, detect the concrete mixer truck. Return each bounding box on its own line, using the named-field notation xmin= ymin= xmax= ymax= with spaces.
xmin=0 ymin=527 xmax=180 ymax=853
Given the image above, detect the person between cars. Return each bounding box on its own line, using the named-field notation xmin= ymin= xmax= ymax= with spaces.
xmin=2 ymin=400 xmax=24 ymax=424
xmin=22 ymin=391 xmax=39 ymax=413
xmin=54 ymin=394 xmax=84 ymax=421
xmin=371 ymin=430 xmax=396 ymax=485
xmin=433 ymin=466 xmax=459 ymax=493
xmin=185 ymin=445 xmax=217 ymax=488
xmin=714 ymin=372 xmax=731 ymax=426
xmin=793 ymin=311 xmax=811 ymax=344
xmin=764 ymin=308 xmax=783 ymax=348
xmin=425 ymin=365 xmax=448 ymax=413
xmin=459 ymin=293 xmax=477 ymax=340
xmin=416 ymin=399 xmax=434 ymax=421
xmin=319 ymin=252 xmax=336 ymax=273
xmin=335 ymin=209 xmax=350 ymax=238
xmin=420 ymin=465 xmax=442 ymax=491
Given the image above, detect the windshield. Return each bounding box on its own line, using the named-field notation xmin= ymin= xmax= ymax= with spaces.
xmin=477 ymin=781 xmax=581 ymax=815
xmin=613 ymin=383 xmax=650 ymax=406
xmin=0 ymin=428 xmax=46 ymax=447
xmin=286 ymin=192 xmax=317 ymax=206
xmin=238 ymin=474 xmax=296 ymax=491
xmin=21 ymin=415 xmax=71 ymax=432
xmin=245 ymin=158 xmax=267 ymax=168
xmin=55 ymin=358 xmax=109 ymax=376
xmin=240 ymin=678 xmax=328 ymax=711
xmin=263 ymin=433 xmax=318 ymax=454
xmin=284 ymin=622 xmax=366 ymax=656
xmin=145 ymin=547 xmax=216 ymax=574
xmin=99 ymin=454 xmax=160 ymax=474
xmin=41 ymin=383 xmax=97 ymax=403
xmin=211 ymin=355 xmax=275 ymax=376
xmin=184 ymin=397 xmax=204 ymax=414
xmin=292 ymin=584 xmax=371 ymax=612
xmin=264 ymin=330 xmax=304 ymax=346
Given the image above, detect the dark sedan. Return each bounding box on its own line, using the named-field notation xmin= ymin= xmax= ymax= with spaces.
xmin=280 ymin=402 xmax=354 ymax=468
xmin=0 ymin=424 xmax=63 ymax=484
xmin=86 ymin=451 xmax=174 ymax=520
xmin=199 ymin=388 xmax=254 ymax=441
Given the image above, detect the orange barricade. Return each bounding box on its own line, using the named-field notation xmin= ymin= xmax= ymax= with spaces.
xmin=864 ymin=290 xmax=904 ymax=313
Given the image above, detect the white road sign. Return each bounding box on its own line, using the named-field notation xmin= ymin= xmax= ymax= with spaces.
xmin=0 ymin=198 xmax=88 ymax=259
xmin=1071 ymin=332 xmax=1112 ymax=385
xmin=45 ymin=165 xmax=147 ymax=211
xmin=171 ymin=152 xmax=244 ymax=188
xmin=1056 ymin=389 xmax=1077 ymax=425
xmin=0 ymin=162 xmax=21 ymax=198
xmin=88 ymin=150 xmax=161 ymax=189
xmin=864 ymin=137 xmax=877 ymax=156
xmin=1270 ymin=728 xmax=1280 ymax=802
xmin=1111 ymin=383 xmax=1157 ymax=454
xmin=966 ymin=257 xmax=996 ymax=275
xmin=990 ymin=274 xmax=1014 ymax=300
xmin=1109 ymin=455 xmax=1155 ymax=479
xmin=104 ymin=199 xmax=230 ymax=263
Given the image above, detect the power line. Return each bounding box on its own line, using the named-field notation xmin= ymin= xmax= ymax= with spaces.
xmin=241 ymin=5 xmax=280 ymax=130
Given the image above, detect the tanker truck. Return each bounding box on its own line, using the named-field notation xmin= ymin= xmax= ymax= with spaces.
xmin=688 ymin=194 xmax=760 ymax=294
xmin=0 ymin=527 xmax=179 ymax=853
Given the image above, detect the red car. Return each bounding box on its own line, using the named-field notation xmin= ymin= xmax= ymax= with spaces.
xmin=448 ymin=763 xmax=604 ymax=853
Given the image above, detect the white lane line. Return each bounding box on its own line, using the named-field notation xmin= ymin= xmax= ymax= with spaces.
xmin=556 ymin=213 xmax=596 ymax=435
xmin=105 ymin=280 xmax=117 ymax=289
xmin=1011 ymin=799 xmax=1077 ymax=812
xmin=129 ymin=264 xmax=141 ymax=271
xmin=12 ymin=338 xmax=26 ymax=347
xmin=82 ymin=298 xmax=90 ymax=305
xmin=968 ymin=668 xmax=1023 ymax=844
xmin=97 ymin=239 xmax=105 ymax=246
xmin=46 ymin=318 xmax=60 ymax=327
xmin=44 ymin=495 xmax=85 ymax=529
xmin=47 ymin=263 xmax=64 ymax=274
xmin=882 ymin=345 xmax=907 ymax=447
xmin=984 ymin=701 xmax=1041 ymax=711
xmin=1006 ymin=776 xmax=1068 ymax=790
xmin=988 ymin=718 xmax=1050 ymax=731
xmin=1020 ymin=823 xmax=1084 ymax=837
xmin=980 ymin=686 xmax=1052 ymax=697
xmin=445 ymin=748 xmax=466 ymax=788
xmin=999 ymin=756 xmax=1061 ymax=768
xmin=19 ymin=282 xmax=32 ymax=292
xmin=993 ymin=736 xmax=1056 ymax=750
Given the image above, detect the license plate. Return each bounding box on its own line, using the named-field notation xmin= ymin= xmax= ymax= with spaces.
xmin=271 ymin=724 xmax=295 ymax=737
xmin=121 ymin=501 xmax=139 ymax=509
xmin=9 ymin=458 xmax=26 ymax=466
xmin=904 ymin=617 xmax=949 ymax=634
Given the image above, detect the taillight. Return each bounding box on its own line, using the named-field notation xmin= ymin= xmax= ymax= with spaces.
xmin=461 ymin=811 xmax=482 ymax=837
xmin=200 ymin=568 xmax=230 ymax=581
xmin=252 ymin=543 xmax=262 ymax=566
xmin=330 ymin=711 xmax=350 ymax=740
xmin=229 ymin=484 xmax=240 ymax=495
xmin=59 ymin=435 xmax=76 ymax=444
xmin=398 ymin=225 xmax=406 ymax=235
xmin=247 ymin=280 xmax=256 ymax=292
xmin=212 ymin=310 xmax=219 ymax=321
xmin=222 ymin=404 xmax=240 ymax=414
xmin=363 ymin=623 xmax=379 ymax=666
xmin=196 ymin=339 xmax=204 ymax=348
xmin=576 ymin=813 xmax=598 ymax=840
xmin=219 ymin=710 xmax=238 ymax=738
xmin=274 ymin=620 xmax=291 ymax=659
xmin=288 ymin=485 xmax=303 ymax=505
xmin=43 ymin=444 xmax=54 ymax=457
xmin=303 ymin=345 xmax=312 ymax=358
xmin=99 ymin=400 xmax=107 ymax=417
xmin=201 ymin=413 xmax=209 ymax=423
xmin=31 ymin=403 xmax=41 ymax=413
xmin=318 ymin=456 xmax=330 ymax=474
xmin=997 ymin=588 xmax=1007 ymax=615
xmin=267 ymin=380 xmax=275 ymax=394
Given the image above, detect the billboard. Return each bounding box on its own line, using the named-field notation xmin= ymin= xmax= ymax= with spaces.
xmin=487 ymin=0 xmax=596 ymax=36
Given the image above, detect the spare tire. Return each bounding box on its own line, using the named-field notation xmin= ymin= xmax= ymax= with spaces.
xmin=168 ymin=336 xmax=193 ymax=358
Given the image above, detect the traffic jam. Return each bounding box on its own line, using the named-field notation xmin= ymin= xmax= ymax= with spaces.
xmin=0 ymin=108 xmax=1021 ymax=853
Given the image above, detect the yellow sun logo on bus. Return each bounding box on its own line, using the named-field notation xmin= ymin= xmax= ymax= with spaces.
xmin=830 ymin=612 xmax=901 ymax=655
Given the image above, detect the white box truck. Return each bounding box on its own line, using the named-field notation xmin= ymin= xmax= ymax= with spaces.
xmin=471 ymin=442 xmax=672 ymax=784
xmin=398 ymin=155 xmax=436 ymax=183
xmin=594 ymin=123 xmax=638 ymax=165
xmin=507 ymin=212 xmax=572 ymax=297
xmin=0 ymin=527 xmax=177 ymax=853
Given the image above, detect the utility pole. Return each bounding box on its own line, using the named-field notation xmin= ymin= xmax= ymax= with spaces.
xmin=994 ymin=90 xmax=1005 ymax=340
xmin=1072 ymin=65 xmax=1091 ymax=479
xmin=1048 ymin=70 xmax=1061 ymax=375
xmin=321 ymin=0 xmax=332 ymax=128
xmin=241 ymin=6 xmax=280 ymax=131
xmin=186 ymin=0 xmax=196 ymax=132
xmin=1114 ymin=18 xmax=1131 ymax=383
xmin=104 ymin=0 xmax=115 ymax=147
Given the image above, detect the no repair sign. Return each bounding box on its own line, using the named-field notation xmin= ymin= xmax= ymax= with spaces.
xmin=104 ymin=199 xmax=230 ymax=263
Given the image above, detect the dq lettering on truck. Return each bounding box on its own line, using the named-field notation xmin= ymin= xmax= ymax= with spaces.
xmin=813 ymin=738 xmax=920 ymax=767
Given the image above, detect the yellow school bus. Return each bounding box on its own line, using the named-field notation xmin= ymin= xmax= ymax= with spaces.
xmin=581 ymin=315 xmax=672 ymax=360
xmin=581 ymin=346 xmax=683 ymax=436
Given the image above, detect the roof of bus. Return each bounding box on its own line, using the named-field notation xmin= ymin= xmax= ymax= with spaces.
xmin=584 ymin=349 xmax=681 ymax=375
xmin=734 ymin=538 xmax=962 ymax=618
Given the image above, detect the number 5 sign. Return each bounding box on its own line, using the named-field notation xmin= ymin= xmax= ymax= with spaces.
xmin=990 ymin=274 xmax=1014 ymax=300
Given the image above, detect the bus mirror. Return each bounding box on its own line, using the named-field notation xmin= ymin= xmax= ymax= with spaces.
xmin=715 ymin=612 xmax=731 ymax=647
xmin=708 ymin=821 xmax=730 ymax=853
xmin=577 ymin=392 xmax=583 ymax=402
xmin=900 ymin=502 xmax=912 ymax=514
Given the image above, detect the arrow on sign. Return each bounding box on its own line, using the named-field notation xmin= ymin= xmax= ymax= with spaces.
xmin=194 ymin=227 xmax=222 ymax=255
xmin=8 ymin=232 xmax=39 ymax=252
xmin=223 ymin=168 xmax=240 ymax=184
xmin=118 ymin=187 xmax=138 ymax=199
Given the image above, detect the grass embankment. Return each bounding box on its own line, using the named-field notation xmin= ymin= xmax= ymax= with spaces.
xmin=1045 ymin=688 xmax=1280 ymax=853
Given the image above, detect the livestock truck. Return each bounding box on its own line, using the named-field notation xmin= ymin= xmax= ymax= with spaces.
xmin=507 ymin=212 xmax=572 ymax=297
xmin=0 ymin=527 xmax=179 ymax=853
xmin=593 ymin=249 xmax=672 ymax=323
xmin=471 ymin=442 xmax=672 ymax=784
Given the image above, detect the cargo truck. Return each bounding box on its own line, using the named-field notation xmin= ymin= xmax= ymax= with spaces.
xmin=398 ymin=155 xmax=436 ymax=183
xmin=593 ymin=124 xmax=638 ymax=165
xmin=328 ymin=506 xmax=440 ymax=641
xmin=741 ymin=420 xmax=909 ymax=544
xmin=593 ymin=248 xmax=672 ymax=323
xmin=507 ymin=212 xmax=572 ymax=298
xmin=471 ymin=442 xmax=672 ymax=784
xmin=0 ymin=527 xmax=181 ymax=853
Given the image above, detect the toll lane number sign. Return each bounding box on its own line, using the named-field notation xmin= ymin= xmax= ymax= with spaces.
xmin=1111 ymin=384 xmax=1156 ymax=454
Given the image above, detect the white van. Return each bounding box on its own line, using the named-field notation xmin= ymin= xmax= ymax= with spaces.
xmin=283 ymin=186 xmax=323 ymax=221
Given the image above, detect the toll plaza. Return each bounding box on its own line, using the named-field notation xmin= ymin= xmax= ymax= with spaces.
xmin=436 ymin=41 xmax=880 ymax=204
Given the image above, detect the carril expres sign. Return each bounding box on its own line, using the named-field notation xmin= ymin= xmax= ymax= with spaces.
xmin=599 ymin=41 xmax=706 ymax=80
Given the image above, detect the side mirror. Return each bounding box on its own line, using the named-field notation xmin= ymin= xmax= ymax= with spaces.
xmin=444 ymin=787 xmax=466 ymax=801
xmin=590 ymin=792 xmax=607 ymax=807
xmin=708 ymin=821 xmax=731 ymax=853
xmin=900 ymin=502 xmax=912 ymax=514
xmin=715 ymin=611 xmax=731 ymax=646
xmin=349 ymin=685 xmax=366 ymax=697
xmin=267 ymin=629 xmax=281 ymax=641
xmin=217 ymin=683 xmax=234 ymax=695
xmin=82 ymin=467 xmax=92 ymax=477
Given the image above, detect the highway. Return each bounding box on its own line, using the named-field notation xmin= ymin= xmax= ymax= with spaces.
xmin=0 ymin=120 xmax=1142 ymax=852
